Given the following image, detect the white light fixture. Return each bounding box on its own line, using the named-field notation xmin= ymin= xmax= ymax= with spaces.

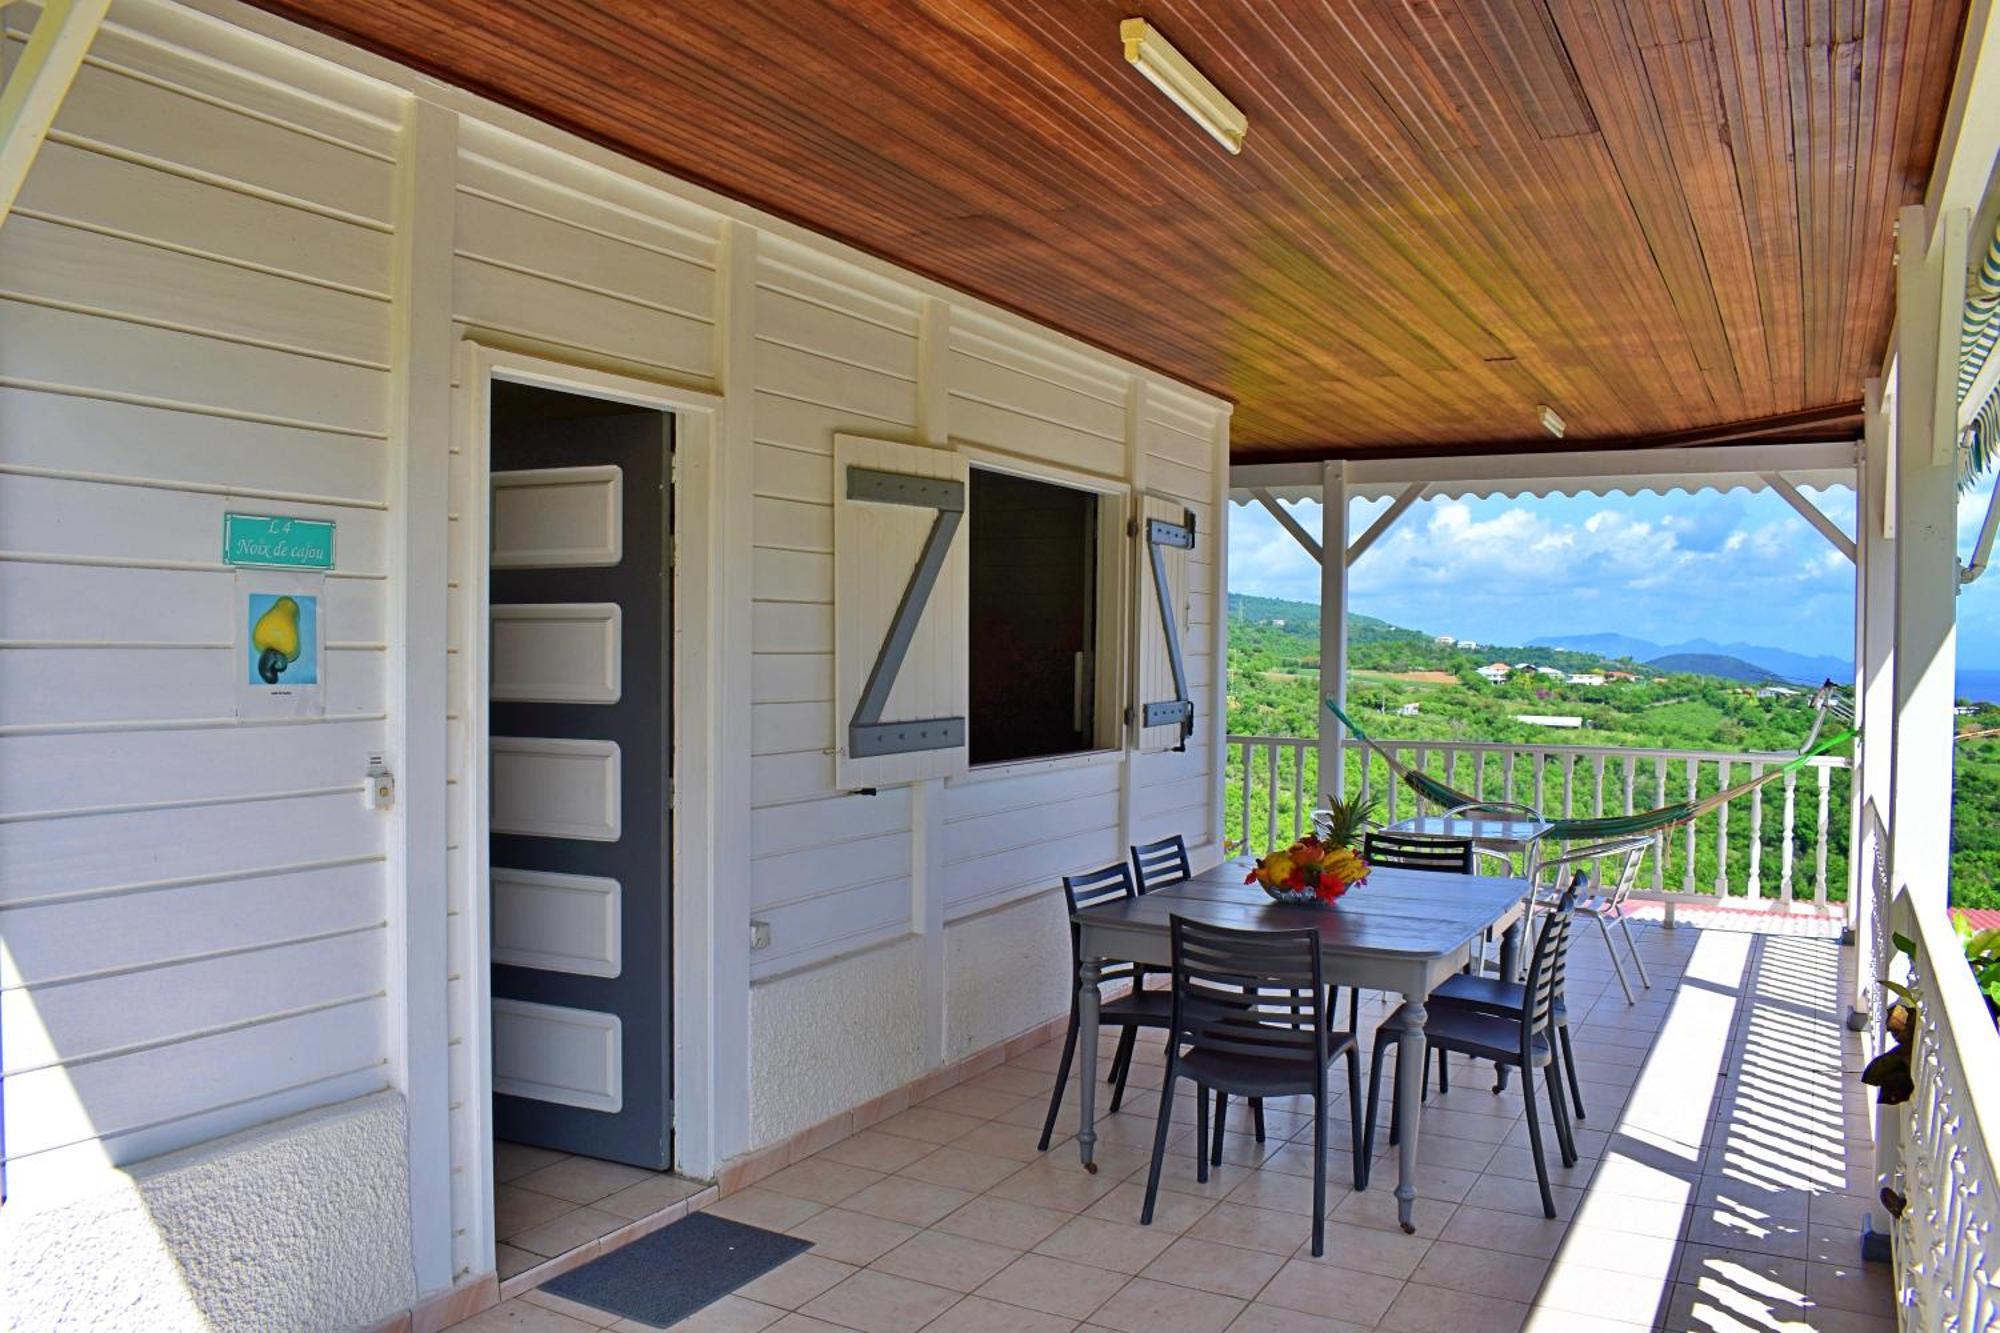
xmin=1120 ymin=18 xmax=1247 ymax=155
xmin=1538 ymin=404 xmax=1566 ymax=438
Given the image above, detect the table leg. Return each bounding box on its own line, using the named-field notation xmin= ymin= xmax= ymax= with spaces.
xmin=1394 ymin=993 xmax=1427 ymax=1234
xmin=1076 ymin=957 xmax=1102 ymax=1173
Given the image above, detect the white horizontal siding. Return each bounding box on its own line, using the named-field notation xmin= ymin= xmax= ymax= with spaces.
xmin=0 ymin=8 xmax=393 ymax=1209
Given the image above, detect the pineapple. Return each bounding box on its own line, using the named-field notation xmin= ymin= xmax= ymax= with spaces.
xmin=1315 ymin=793 xmax=1378 ymax=850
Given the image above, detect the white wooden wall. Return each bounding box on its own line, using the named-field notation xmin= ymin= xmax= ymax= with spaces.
xmin=0 ymin=3 xmax=401 ymax=1203
xmin=0 ymin=0 xmax=1232 ymax=1292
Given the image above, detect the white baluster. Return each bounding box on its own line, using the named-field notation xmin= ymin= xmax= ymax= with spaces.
xmin=1715 ymin=760 xmax=1731 ymax=896
xmin=1653 ymin=759 xmax=1667 ymax=893
xmin=1683 ymin=759 xmax=1699 ymax=895
xmin=1264 ymin=742 xmax=1278 ymax=853
xmin=1815 ymin=764 xmax=1830 ymax=905
xmin=1238 ymin=740 xmax=1252 ymax=854
xmin=1291 ymin=744 xmax=1305 ymax=842
xmin=1747 ymin=762 xmax=1763 ymax=899
xmin=1780 ymin=769 xmax=1797 ymax=906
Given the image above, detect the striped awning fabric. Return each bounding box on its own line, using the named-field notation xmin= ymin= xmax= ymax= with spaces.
xmin=1959 ymin=217 xmax=2000 ymax=488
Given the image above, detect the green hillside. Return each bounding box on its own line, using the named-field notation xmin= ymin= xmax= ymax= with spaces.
xmin=1224 ymin=592 xmax=2000 ymax=909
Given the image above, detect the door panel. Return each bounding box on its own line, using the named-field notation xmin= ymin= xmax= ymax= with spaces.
xmin=490 ymin=407 xmax=672 ymax=1169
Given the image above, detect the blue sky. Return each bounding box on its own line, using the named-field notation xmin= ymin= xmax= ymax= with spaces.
xmin=1227 ymin=473 xmax=2000 ymax=670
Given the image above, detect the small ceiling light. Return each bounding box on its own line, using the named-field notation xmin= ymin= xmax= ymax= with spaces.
xmin=1120 ymin=18 xmax=1247 ymax=155
xmin=1538 ymin=404 xmax=1566 ymax=438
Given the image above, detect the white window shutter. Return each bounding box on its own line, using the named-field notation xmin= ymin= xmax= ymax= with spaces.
xmin=1133 ymin=493 xmax=1196 ymax=753
xmin=833 ymin=434 xmax=970 ymax=788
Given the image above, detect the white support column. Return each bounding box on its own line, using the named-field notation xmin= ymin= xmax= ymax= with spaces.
xmin=1889 ymin=204 xmax=1968 ymax=912
xmin=912 ymin=298 xmax=949 ymax=1064
xmin=386 ymin=97 xmax=457 ymax=1294
xmin=1851 ymin=379 xmax=1895 ymax=944
xmin=1318 ymin=462 xmax=1349 ymax=803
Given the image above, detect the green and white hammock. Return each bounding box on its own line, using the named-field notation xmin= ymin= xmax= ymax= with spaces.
xmin=1325 ymin=687 xmax=1857 ymax=843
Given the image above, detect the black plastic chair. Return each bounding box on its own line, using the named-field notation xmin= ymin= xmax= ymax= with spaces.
xmin=1139 ymin=916 xmax=1361 ymax=1258
xmin=1037 ymin=864 xmax=1173 ymax=1152
xmin=1130 ymin=834 xmax=1193 ymax=894
xmin=1361 ymin=830 xmax=1475 ymax=875
xmin=1362 ymin=883 xmax=1580 ymax=1217
xmin=1429 ymin=869 xmax=1591 ymax=1120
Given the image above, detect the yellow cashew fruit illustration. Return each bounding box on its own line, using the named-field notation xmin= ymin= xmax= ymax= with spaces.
xmin=253 ymin=596 xmax=302 ymax=684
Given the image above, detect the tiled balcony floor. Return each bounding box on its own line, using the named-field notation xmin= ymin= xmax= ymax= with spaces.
xmin=468 ymin=914 xmax=1894 ymax=1332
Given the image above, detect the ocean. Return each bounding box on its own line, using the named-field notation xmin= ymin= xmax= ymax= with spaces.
xmin=1962 ymin=669 xmax=2000 ymax=704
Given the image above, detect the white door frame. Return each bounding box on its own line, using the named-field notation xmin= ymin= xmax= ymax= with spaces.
xmin=456 ymin=340 xmax=729 ymax=1273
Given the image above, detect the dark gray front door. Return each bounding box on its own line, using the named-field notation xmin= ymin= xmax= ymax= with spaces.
xmin=488 ymin=398 xmax=672 ymax=1169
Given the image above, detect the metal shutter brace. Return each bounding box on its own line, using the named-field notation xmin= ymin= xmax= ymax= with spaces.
xmin=845 ymin=465 xmax=967 ymax=758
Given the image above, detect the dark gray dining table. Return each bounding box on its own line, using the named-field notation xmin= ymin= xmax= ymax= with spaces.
xmin=1069 ymin=857 xmax=1528 ymax=1233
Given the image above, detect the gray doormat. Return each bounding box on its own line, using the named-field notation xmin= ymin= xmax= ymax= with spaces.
xmin=540 ymin=1212 xmax=811 ymax=1327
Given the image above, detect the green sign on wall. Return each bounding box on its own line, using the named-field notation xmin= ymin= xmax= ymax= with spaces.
xmin=223 ymin=513 xmax=336 ymax=569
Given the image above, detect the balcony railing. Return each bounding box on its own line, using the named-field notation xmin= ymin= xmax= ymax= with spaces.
xmin=1887 ymin=877 xmax=2000 ymax=1326
xmin=1226 ymin=734 xmax=1852 ymax=906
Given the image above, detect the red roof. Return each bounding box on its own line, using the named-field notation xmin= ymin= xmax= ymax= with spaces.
xmin=1953 ymin=909 xmax=2000 ymax=931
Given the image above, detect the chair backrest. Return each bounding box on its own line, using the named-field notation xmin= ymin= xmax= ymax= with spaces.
xmin=1168 ymin=915 xmax=1326 ymax=1067
xmin=1061 ymin=863 xmax=1138 ymax=977
xmin=1131 ymin=835 xmax=1191 ymax=894
xmin=1533 ymin=834 xmax=1653 ymax=908
xmin=1520 ymin=878 xmax=1580 ymax=1051
xmin=1362 ymin=831 xmax=1474 ymax=875
xmin=1599 ymin=838 xmax=1651 ymax=908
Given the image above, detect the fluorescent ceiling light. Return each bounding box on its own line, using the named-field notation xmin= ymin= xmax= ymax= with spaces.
xmin=1120 ymin=18 xmax=1247 ymax=155
xmin=1539 ymin=404 xmax=1566 ymax=438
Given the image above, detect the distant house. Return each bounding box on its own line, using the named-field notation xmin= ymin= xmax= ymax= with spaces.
xmin=1476 ymin=663 xmax=1511 ymax=683
xmin=1536 ymin=666 xmax=1566 ymax=679
xmin=1756 ymin=685 xmax=1799 ymax=699
xmin=1270 ymin=618 xmax=1285 ymax=628
xmin=1567 ymin=673 xmax=1605 ymax=686
xmin=1433 ymin=634 xmax=1455 ymax=645
xmin=1605 ymin=670 xmax=1639 ymax=682
xmin=1396 ymin=702 xmax=1421 ymax=717
xmin=1515 ymin=714 xmax=1586 ymax=729
xmin=1955 ymin=704 xmax=1979 ymax=716
xmin=1458 ymin=640 xmax=1480 ymax=650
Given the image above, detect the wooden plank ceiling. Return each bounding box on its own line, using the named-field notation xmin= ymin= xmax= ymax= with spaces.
xmin=258 ymin=0 xmax=1965 ymax=459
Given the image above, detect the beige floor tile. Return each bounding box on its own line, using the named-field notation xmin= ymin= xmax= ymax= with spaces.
xmin=952 ymin=1120 xmax=1063 ymax=1161
xmin=733 ymin=1254 xmax=857 ymax=1310
xmin=872 ymin=1106 xmax=986 ymax=1145
xmin=1672 ymin=1242 xmax=1809 ymax=1296
xmin=897 ymin=1146 xmax=1024 ymax=1193
xmin=1460 ymin=1171 xmax=1584 ymax=1219
xmin=783 ymin=1207 xmax=920 ymax=1265
xmin=933 ymin=1194 xmax=1075 ymax=1250
xmin=511 ymin=1205 xmax=625 ymax=1258
xmin=606 ymin=1295 xmax=785 ymax=1332
xmin=1437 ymin=1203 xmax=1567 ymax=1259
xmin=1084 ymin=1180 xmax=1214 ymax=1234
xmin=988 ymin=1160 xmax=1131 ymax=1212
xmin=520 ymin=1287 xmax=622 ymax=1326
xmin=923 ymin=1086 xmax=1031 ymax=1120
xmin=704 ymin=1187 xmax=827 ymax=1231
xmin=798 ymin=1269 xmax=959 ymax=1333
xmin=813 ymin=1130 xmax=939 ymax=1174
xmin=1034 ymin=1214 xmax=1178 ymax=1274
xmin=1087 ymin=1276 xmax=1245 ymax=1333
xmin=1327 ymin=1187 xmax=1455 ymax=1240
xmin=596 ymin=1173 xmax=706 ymax=1221
xmin=1140 ymin=1235 xmax=1287 ymax=1299
xmin=1408 ymin=1239 xmax=1549 ymax=1304
xmin=497 ymin=1185 xmax=576 ymax=1241
xmin=1533 ymin=1261 xmax=1678 ymax=1327
xmin=496 ymin=1142 xmax=569 ymax=1183
xmin=1255 ymin=1259 xmax=1404 ymax=1326
xmin=841 ymin=1175 xmax=976 ymax=1227
xmin=920 ymin=1294 xmax=1079 ymax=1332
xmin=1293 ymin=1219 xmax=1429 ymax=1278
xmin=497 ymin=1243 xmax=541 ymax=1280
xmin=1805 ymin=1259 xmax=1898 ymax=1316
xmin=974 ymin=1252 xmax=1131 ymax=1319
xmin=514 ymin=1157 xmax=656 ymax=1206
xmin=1378 ymin=1281 xmax=1530 ymax=1333
xmin=1185 ymin=1202 xmax=1315 ymax=1255
xmin=868 ymin=1229 xmax=1020 ymax=1292
xmin=762 ymin=1315 xmax=852 ymax=1333
xmin=453 ymin=1299 xmax=600 ymax=1332
xmin=1222 ymin=1304 xmax=1371 ymax=1333
xmin=759 ymin=1157 xmax=884 ymax=1206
